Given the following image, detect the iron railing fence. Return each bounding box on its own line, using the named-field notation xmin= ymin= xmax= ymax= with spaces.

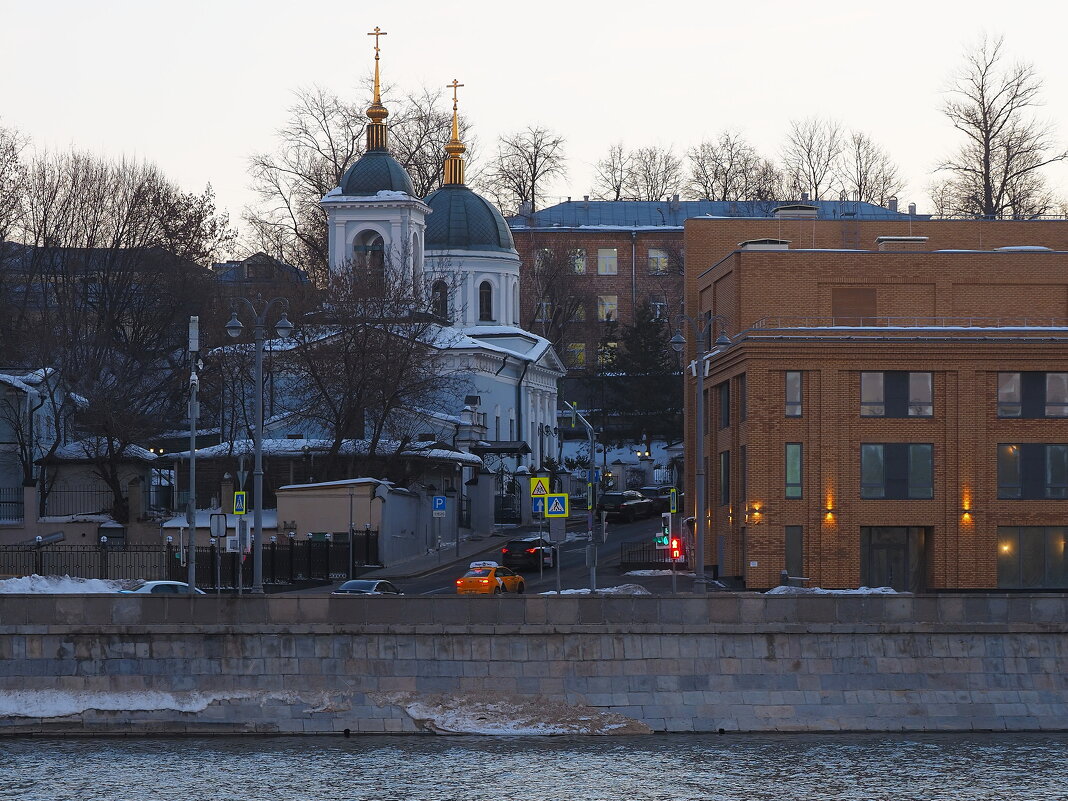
xmin=619 ymin=541 xmax=684 ymax=572
xmin=0 ymin=487 xmax=23 ymax=524
xmin=753 ymin=316 xmax=1068 ymax=330
xmin=42 ymin=485 xmax=121 ymax=518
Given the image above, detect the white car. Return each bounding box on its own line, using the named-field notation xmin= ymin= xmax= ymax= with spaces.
xmin=120 ymin=580 xmax=206 ymax=595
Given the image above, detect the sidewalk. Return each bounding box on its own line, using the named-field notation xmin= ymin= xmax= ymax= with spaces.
xmin=363 ymin=516 xmax=589 ymax=580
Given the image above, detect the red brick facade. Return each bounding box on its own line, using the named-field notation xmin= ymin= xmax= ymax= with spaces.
xmin=684 ymin=218 xmax=1068 ymax=590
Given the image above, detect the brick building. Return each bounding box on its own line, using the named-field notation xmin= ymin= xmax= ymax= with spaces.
xmin=509 ymin=198 xmax=911 ymax=374
xmin=684 ymin=216 xmax=1068 ymax=590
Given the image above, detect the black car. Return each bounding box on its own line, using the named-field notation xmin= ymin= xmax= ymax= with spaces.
xmin=637 ymin=485 xmax=678 ymax=514
xmin=596 ymin=490 xmax=655 ymax=522
xmin=500 ymin=538 xmax=557 ymax=571
xmin=331 ymin=579 xmax=403 ymax=595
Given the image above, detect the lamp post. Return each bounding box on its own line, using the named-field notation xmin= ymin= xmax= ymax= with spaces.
xmin=671 ymin=315 xmax=732 ymax=593
xmin=225 ymin=298 xmax=294 ymax=594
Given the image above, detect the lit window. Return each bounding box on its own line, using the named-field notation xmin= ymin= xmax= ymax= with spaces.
xmin=534 ymin=301 xmax=552 ymax=322
xmin=570 ymin=249 xmax=587 ymax=275
xmin=997 ymin=527 xmax=1068 ymax=588
xmin=597 ymin=248 xmax=618 ymax=275
xmin=648 ymin=248 xmax=670 ymax=274
xmin=566 ymin=343 xmax=586 ymax=367
xmin=570 ymin=303 xmax=586 ymax=322
xmin=598 ymin=341 xmax=618 ymax=367
xmin=597 ymin=295 xmax=617 ymax=322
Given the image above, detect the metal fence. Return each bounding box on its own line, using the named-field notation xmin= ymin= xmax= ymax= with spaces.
xmin=0 ymin=533 xmax=380 ymax=590
xmin=619 ymin=541 xmax=684 ymax=572
xmin=42 ymin=485 xmax=121 ymax=517
xmin=0 ymin=487 xmax=23 ymax=524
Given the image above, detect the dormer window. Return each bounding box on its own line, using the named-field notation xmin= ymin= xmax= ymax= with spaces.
xmin=479 ymin=281 xmax=494 ymax=322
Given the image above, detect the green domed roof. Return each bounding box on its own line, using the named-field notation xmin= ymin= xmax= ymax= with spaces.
xmin=339 ymin=150 xmax=415 ymax=197
xmin=424 ymin=185 xmax=515 ymax=252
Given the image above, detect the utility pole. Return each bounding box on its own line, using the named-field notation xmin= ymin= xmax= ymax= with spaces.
xmin=186 ymin=316 xmax=199 ymax=594
xmin=565 ymin=401 xmax=599 ymax=592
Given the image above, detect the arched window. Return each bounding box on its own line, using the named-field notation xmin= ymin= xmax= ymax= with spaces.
xmin=431 ymin=280 xmax=449 ymax=321
xmin=353 ymin=230 xmax=385 ymax=276
xmin=479 ymin=281 xmax=494 ymax=322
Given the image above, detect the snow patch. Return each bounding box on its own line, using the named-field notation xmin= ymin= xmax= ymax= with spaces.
xmin=766 ymin=585 xmax=900 ymax=595
xmin=626 ymin=569 xmax=696 ymax=577
xmin=0 ymin=574 xmax=126 ymax=594
xmin=0 ymin=690 xmax=250 ymax=718
xmin=373 ymin=692 xmax=650 ymax=736
xmin=541 ymin=583 xmax=652 ymax=595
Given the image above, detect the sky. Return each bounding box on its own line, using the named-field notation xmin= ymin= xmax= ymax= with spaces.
xmin=4 ymin=0 xmax=1068 ymax=233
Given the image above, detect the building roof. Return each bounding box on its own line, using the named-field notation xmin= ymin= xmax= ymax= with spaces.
xmin=339 ymin=149 xmax=416 ymax=197
xmin=508 ymin=198 xmax=925 ymax=229
xmin=424 ymin=184 xmax=515 ymax=252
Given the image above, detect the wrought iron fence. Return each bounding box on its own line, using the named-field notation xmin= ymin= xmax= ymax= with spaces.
xmin=619 ymin=541 xmax=682 ymax=571
xmin=0 ymin=487 xmax=23 ymax=524
xmin=42 ymin=485 xmax=121 ymax=517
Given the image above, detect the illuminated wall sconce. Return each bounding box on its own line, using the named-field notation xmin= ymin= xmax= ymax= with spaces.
xmin=823 ymin=507 xmax=837 ymax=519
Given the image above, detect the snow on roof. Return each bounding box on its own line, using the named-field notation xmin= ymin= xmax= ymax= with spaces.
xmin=277 ymin=477 xmax=389 ymax=491
xmin=161 ymin=509 xmax=279 ymax=530
xmin=165 ymin=437 xmax=482 ymax=467
xmin=51 ymin=439 xmax=157 ymax=462
xmin=322 ymin=188 xmax=420 ymax=203
xmin=0 ymin=373 xmax=37 ymax=394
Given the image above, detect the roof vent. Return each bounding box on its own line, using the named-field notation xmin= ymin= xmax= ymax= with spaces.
xmin=888 ymin=196 xmax=898 ymax=213
xmin=739 ymin=238 xmax=791 ymax=251
xmin=875 ymin=236 xmax=929 ymax=252
xmin=908 ymin=202 xmax=917 ymax=215
xmin=773 ymin=204 xmax=818 ymax=219
xmin=800 ymin=192 xmax=810 ymax=202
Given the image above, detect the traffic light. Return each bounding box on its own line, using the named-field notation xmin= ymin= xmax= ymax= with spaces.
xmin=655 ymin=512 xmax=671 ymax=548
xmin=669 ymin=535 xmax=684 ymax=562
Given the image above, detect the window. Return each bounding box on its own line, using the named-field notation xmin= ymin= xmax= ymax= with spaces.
xmin=785 ymin=371 xmax=802 ymax=417
xmin=719 ymin=450 xmax=730 ymax=506
xmin=648 ymin=248 xmax=670 ymax=274
xmin=717 ymin=383 xmax=730 ymax=429
xmin=785 ymin=526 xmax=803 ymax=579
xmin=430 ymin=280 xmax=449 ymax=321
xmin=649 ymin=293 xmax=667 ymax=320
xmin=535 ymin=248 xmax=553 ymax=269
xmin=998 ymin=372 xmax=1068 ymax=418
xmin=739 ymin=445 xmax=747 ymax=503
xmin=997 ymin=527 xmax=1068 ymax=589
xmin=570 ymin=303 xmax=586 ymax=322
xmin=785 ymin=443 xmax=803 ymax=499
xmin=478 ymin=281 xmax=494 ymax=321
xmin=598 ymin=341 xmax=618 ymax=367
xmin=597 ymin=248 xmax=618 ymax=275
xmin=861 ymin=371 xmax=932 ymax=417
xmin=353 ymin=230 xmax=385 ymax=274
xmin=738 ymin=373 xmax=747 ymax=422
xmin=997 ymin=443 xmax=1068 ymax=499
xmin=534 ymin=300 xmax=552 ymax=322
xmin=566 ymin=343 xmax=586 ymax=367
xmin=597 ymin=295 xmax=617 ymax=322
xmin=860 ymin=443 xmax=934 ymax=499
xmin=570 ymin=249 xmax=587 ymax=274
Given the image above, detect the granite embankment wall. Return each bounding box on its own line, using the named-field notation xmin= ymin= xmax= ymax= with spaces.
xmin=1 ymin=593 xmax=1067 ymax=735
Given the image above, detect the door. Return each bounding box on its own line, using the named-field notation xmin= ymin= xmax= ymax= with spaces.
xmin=861 ymin=526 xmax=928 ymax=592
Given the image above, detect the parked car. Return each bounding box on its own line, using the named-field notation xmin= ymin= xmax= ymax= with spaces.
xmin=455 ymin=561 xmax=525 ymax=595
xmin=596 ymin=490 xmax=655 ymax=522
xmin=120 ymin=581 xmax=206 ymax=595
xmin=637 ymin=485 xmax=679 ymax=514
xmin=501 ymin=538 xmax=557 ymax=571
xmin=331 ymin=579 xmax=403 ymax=595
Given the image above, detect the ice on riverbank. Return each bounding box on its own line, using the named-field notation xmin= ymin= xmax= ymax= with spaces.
xmin=540 ymin=584 xmax=652 ymax=595
xmin=766 ymin=585 xmax=899 ymax=595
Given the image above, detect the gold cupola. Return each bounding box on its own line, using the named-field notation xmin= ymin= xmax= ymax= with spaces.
xmin=443 ymin=78 xmax=466 ymax=185
xmin=365 ymin=26 xmax=389 ymax=152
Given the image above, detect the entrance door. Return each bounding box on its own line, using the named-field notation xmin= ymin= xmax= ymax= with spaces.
xmin=860 ymin=526 xmax=928 ymax=591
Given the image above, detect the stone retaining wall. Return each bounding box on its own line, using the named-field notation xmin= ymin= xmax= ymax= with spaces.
xmin=1 ymin=593 xmax=1066 ymax=734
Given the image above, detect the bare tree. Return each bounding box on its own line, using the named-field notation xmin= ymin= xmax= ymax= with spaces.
xmin=0 ymin=123 xmax=25 ymax=249
xmin=483 ymin=125 xmax=567 ymax=214
xmin=782 ymin=117 xmax=844 ymax=200
xmin=391 ymin=86 xmax=479 ymax=197
xmin=524 ymin=241 xmax=596 ymax=352
xmin=592 ymin=142 xmax=631 ymax=201
xmin=835 ymin=131 xmax=905 ymax=206
xmin=687 ymin=131 xmax=784 ymax=201
xmin=624 ymin=146 xmax=682 ymax=201
xmin=937 ymin=35 xmax=1068 ymax=218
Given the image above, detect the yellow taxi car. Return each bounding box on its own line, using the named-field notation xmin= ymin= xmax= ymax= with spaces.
xmin=455 ymin=561 xmax=526 ymax=595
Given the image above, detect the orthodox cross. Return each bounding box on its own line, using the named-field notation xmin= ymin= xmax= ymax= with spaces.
xmin=447 ymin=78 xmax=464 ymax=111
xmin=367 ymin=26 xmax=387 ymax=56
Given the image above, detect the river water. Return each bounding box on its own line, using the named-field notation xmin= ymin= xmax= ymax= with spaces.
xmin=1 ymin=733 xmax=1066 ymax=800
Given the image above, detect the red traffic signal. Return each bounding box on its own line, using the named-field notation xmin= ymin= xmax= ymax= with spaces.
xmin=669 ymin=536 xmax=684 ymax=561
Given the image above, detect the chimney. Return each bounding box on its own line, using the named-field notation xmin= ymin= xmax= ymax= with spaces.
xmin=908 ymin=202 xmax=917 ymax=216
xmin=670 ymin=193 xmax=680 ymax=211
xmin=875 ymin=235 xmax=929 ymax=252
xmin=888 ymin=196 xmax=898 ymax=213
xmin=800 ymin=191 xmax=809 ymax=203
xmin=518 ymin=201 xmax=533 ymax=216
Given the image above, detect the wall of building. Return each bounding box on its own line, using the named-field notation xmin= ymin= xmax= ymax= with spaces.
xmin=1 ymin=594 xmax=1066 ymax=735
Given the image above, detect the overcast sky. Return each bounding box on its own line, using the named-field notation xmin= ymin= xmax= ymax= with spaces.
xmin=5 ymin=0 xmax=1068 ymax=228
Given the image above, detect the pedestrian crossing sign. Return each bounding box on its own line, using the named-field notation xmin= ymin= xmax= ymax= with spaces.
xmin=233 ymin=491 xmax=247 ymax=515
xmin=529 ymin=476 xmax=550 ymax=497
xmin=545 ymin=493 xmax=568 ymax=518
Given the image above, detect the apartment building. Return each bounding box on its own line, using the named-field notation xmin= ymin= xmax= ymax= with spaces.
xmin=684 ymin=216 xmax=1068 ymax=590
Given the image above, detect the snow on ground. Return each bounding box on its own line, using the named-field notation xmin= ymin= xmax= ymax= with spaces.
xmin=0 ymin=575 xmax=126 ymax=594
xmin=372 ymin=692 xmax=650 ymax=735
xmin=541 ymin=583 xmax=651 ymax=595
xmin=766 ymin=585 xmax=899 ymax=595
xmin=626 ymin=569 xmax=696 ymax=577
xmin=0 ymin=690 xmax=247 ymax=718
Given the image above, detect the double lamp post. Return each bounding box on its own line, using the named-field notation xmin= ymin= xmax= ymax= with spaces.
xmin=670 ymin=314 xmax=731 ymax=593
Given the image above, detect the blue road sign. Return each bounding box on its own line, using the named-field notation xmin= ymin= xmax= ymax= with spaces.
xmin=432 ymin=496 xmax=447 ymax=511
xmin=532 ymin=496 xmax=545 ymax=515
xmin=546 ymin=493 xmax=569 ymax=518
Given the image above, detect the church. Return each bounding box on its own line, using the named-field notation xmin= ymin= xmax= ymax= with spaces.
xmin=319 ymin=29 xmax=565 ymax=528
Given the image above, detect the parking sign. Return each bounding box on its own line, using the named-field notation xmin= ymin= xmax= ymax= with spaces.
xmin=432 ymin=495 xmax=446 ymax=518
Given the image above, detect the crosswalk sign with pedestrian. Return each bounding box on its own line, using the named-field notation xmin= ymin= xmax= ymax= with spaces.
xmin=545 ymin=493 xmax=568 ymax=518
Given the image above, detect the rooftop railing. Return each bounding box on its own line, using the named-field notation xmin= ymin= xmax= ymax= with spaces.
xmin=751 ymin=316 xmax=1068 ymax=330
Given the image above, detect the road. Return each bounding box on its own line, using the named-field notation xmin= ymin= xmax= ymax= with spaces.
xmin=399 ymin=514 xmax=694 ymax=596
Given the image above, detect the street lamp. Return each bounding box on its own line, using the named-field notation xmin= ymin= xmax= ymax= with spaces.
xmin=225 ymin=297 xmax=294 ymax=594
xmin=671 ymin=315 xmax=732 ymax=593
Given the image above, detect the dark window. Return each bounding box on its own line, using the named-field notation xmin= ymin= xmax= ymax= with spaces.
xmin=861 ymin=371 xmax=932 ymax=417
xmin=785 ymin=526 xmax=803 ymax=578
xmin=861 ymin=443 xmax=934 ymax=499
xmin=354 ymin=230 xmax=385 ymax=275
xmin=431 ymin=280 xmax=449 ymax=320
xmin=738 ymin=373 xmax=747 ymax=421
xmin=997 ymin=527 xmax=1068 ymax=588
xmin=739 ymin=445 xmax=747 ymax=502
xmin=719 ymin=450 xmax=730 ymax=506
xmin=785 ymin=371 xmax=802 ymax=417
xmin=479 ymin=281 xmax=493 ymax=321
xmin=718 ymin=383 xmax=730 ymax=429
xmin=998 ymin=372 xmax=1068 ymax=418
xmin=998 ymin=443 xmax=1068 ymax=499
xmin=785 ymin=443 xmax=803 ymax=499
